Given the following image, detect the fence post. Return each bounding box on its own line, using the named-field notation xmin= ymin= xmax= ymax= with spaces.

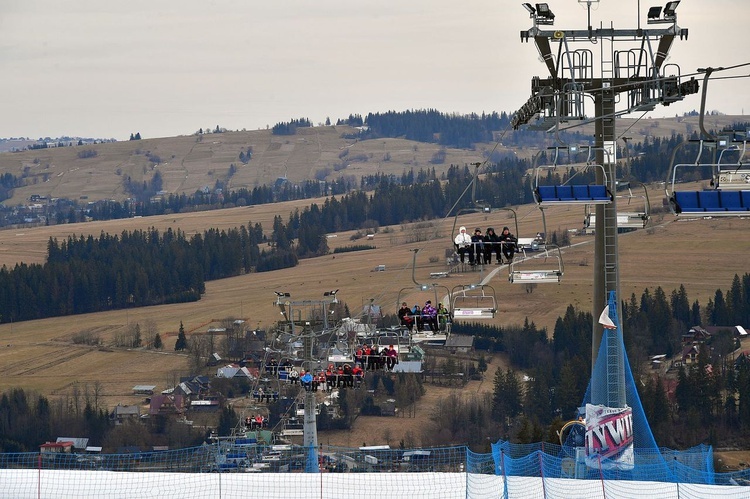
xmin=500 ymin=449 xmax=509 ymax=499
xmin=464 ymin=446 xmax=469 ymax=499
xmin=216 ymin=437 xmax=221 ymax=499
xmin=539 ymin=451 xmax=546 ymax=499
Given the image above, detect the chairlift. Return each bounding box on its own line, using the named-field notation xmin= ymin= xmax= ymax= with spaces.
xmin=395 ymin=249 xmax=452 ymax=334
xmin=509 ymin=244 xmax=564 ymax=284
xmin=508 ymin=206 xmax=564 ymax=284
xmin=666 ymin=138 xmax=750 ymax=217
xmin=396 ymin=284 xmax=444 ymax=324
xmin=713 ymin=134 xmax=750 ymax=191
xmin=450 ymin=206 xmax=521 ymax=270
xmin=450 ymin=284 xmax=497 ymax=320
xmin=666 ymin=68 xmax=750 ymax=216
xmin=447 ymin=162 xmax=522 ymax=270
xmin=584 ymin=180 xmax=651 ymax=230
xmin=532 ymin=146 xmax=614 ymax=206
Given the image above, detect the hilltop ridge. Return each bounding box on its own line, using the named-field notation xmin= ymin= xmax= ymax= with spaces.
xmin=0 ymin=114 xmax=746 ymax=207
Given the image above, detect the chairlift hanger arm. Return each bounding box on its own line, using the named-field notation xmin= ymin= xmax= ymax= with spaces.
xmin=697 ymin=68 xmax=716 ymax=140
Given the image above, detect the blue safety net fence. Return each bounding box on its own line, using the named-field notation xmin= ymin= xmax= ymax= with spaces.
xmin=490 ymin=291 xmax=746 ymax=487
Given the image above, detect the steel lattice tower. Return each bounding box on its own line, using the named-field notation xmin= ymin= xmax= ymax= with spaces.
xmin=513 ymin=0 xmax=695 ymax=405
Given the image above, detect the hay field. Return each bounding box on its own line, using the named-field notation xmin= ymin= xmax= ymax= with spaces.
xmin=0 ymin=180 xmax=749 ymax=410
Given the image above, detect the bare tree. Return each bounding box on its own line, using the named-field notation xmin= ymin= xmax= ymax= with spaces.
xmin=71 ymin=382 xmax=81 ymax=417
xmin=188 ymin=335 xmax=209 ymax=373
xmin=93 ymin=381 xmax=104 ymax=411
xmin=143 ymin=319 xmax=159 ymax=349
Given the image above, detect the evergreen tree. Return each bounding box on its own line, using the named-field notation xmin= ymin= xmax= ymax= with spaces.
xmin=690 ymin=300 xmax=702 ymax=325
xmin=727 ymin=274 xmax=744 ymax=325
xmin=671 ymin=284 xmax=691 ymax=326
xmin=175 ymin=322 xmax=188 ymax=351
xmin=216 ymin=406 xmax=238 ymax=436
xmin=491 ymin=367 xmax=523 ymax=427
xmin=710 ymin=289 xmax=730 ymax=325
xmin=153 ymin=333 xmax=163 ymax=350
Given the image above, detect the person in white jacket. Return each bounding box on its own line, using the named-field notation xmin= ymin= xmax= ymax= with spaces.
xmin=454 ymin=226 xmax=474 ymax=264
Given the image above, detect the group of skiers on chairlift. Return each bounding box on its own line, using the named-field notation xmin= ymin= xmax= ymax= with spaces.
xmin=454 ymin=226 xmax=517 ymax=266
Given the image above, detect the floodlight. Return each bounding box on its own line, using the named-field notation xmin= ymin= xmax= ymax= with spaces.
xmin=522 ymin=2 xmax=536 ymax=14
xmin=323 ymin=289 xmax=338 ymax=296
xmin=647 ymin=6 xmax=662 ymax=19
xmin=274 ymin=291 xmax=291 ymax=297
xmin=663 ymin=1 xmax=680 ymax=17
xmin=535 ymin=3 xmax=555 ymax=19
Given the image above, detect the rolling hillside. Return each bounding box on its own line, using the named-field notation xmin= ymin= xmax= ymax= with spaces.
xmin=1 ymin=114 xmax=746 ymax=206
xmin=0 ymin=116 xmax=748 ymax=412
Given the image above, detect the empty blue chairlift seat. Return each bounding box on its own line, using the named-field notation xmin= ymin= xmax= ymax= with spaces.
xmin=535 ymin=184 xmax=612 ymax=204
xmin=719 ymin=190 xmax=750 ymax=211
xmin=536 ymin=185 xmax=557 ymax=202
xmin=698 ymin=191 xmax=722 ymax=211
xmin=555 ymin=185 xmax=575 ymax=201
xmin=671 ymin=190 xmax=750 ymax=214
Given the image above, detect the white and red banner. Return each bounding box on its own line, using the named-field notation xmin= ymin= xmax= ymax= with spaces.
xmin=584 ymin=403 xmax=634 ymax=470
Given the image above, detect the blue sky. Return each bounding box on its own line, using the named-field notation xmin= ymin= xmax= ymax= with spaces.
xmin=1 ymin=0 xmax=748 ymax=140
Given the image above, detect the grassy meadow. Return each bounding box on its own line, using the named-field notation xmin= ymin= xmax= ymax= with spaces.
xmin=0 ymin=117 xmax=749 ymax=411
xmin=0 ymin=189 xmax=748 ymax=410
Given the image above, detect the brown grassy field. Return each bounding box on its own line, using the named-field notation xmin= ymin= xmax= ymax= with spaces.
xmin=0 ymin=126 xmax=489 ymax=206
xmin=0 ymin=182 xmax=748 ymax=414
xmin=1 ymin=118 xmax=749 ymax=457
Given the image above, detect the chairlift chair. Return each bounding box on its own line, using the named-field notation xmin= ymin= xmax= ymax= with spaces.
xmin=667 ymin=66 xmax=750 ymax=215
xmin=713 ymin=135 xmax=750 ymax=191
xmin=584 ymin=181 xmax=651 ymax=230
xmin=396 ymin=280 xmax=451 ymax=334
xmin=667 ymin=139 xmax=750 ymax=217
xmin=532 ymin=146 xmax=614 ymax=206
xmin=509 ymin=244 xmax=564 ymax=284
xmin=450 ymin=206 xmax=521 ymax=270
xmin=450 ymin=284 xmax=497 ymax=320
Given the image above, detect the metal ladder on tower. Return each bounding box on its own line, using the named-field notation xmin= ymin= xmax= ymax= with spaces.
xmin=604 ymin=290 xmax=626 ymax=408
xmin=600 ymin=31 xmax=626 ymax=408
